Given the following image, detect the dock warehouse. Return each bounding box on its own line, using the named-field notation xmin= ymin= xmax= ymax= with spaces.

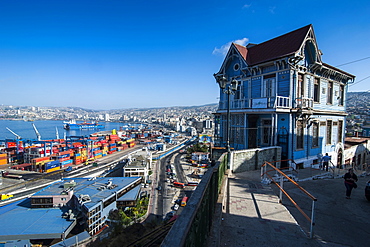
xmin=0 ymin=176 xmax=142 ymax=243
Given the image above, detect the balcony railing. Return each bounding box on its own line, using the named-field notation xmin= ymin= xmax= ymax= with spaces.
xmin=295 ymin=97 xmax=313 ymax=109
xmin=218 ymin=96 xmax=291 ymax=110
xmin=274 ymin=96 xmax=290 ymax=108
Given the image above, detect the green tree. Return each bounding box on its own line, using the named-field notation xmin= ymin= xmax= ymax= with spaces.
xmin=187 ymin=143 xmax=209 ymax=154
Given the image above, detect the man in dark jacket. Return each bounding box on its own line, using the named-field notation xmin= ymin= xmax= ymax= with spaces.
xmin=344 ymin=168 xmax=358 ymax=199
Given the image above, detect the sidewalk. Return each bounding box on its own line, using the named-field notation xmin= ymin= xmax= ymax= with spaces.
xmin=207 ymin=168 xmax=332 ymax=247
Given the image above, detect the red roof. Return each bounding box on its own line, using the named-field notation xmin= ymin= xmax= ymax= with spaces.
xmin=235 ymin=25 xmax=312 ymax=66
xmin=234 ymin=43 xmax=248 ymax=60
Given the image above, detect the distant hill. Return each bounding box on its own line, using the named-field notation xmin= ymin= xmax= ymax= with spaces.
xmin=110 ymin=103 xmax=219 ymax=113
xmin=347 ymin=91 xmax=370 ymax=108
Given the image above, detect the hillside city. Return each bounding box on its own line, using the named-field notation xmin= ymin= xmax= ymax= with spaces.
xmin=1 ymin=91 xmax=369 ymax=137
xmin=346 ymin=91 xmax=370 ymax=136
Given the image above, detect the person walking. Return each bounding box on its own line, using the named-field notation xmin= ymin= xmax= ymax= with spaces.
xmin=322 ymin=153 xmax=331 ymax=171
xmin=344 ymin=168 xmax=358 ymax=199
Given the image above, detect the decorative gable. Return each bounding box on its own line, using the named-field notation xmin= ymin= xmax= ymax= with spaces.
xmin=295 ymin=26 xmax=323 ymax=69
xmin=216 ymin=43 xmax=249 ymax=79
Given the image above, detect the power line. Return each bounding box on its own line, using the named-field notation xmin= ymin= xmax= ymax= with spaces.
xmin=349 ymin=75 xmax=370 ymax=87
xmin=336 ymin=56 xmax=370 ymax=67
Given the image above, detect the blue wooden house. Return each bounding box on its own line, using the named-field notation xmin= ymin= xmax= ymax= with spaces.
xmin=214 ymin=25 xmax=355 ymax=168
xmin=362 ymin=126 xmax=370 ymax=137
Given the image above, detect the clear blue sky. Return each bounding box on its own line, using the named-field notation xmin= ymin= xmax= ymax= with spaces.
xmin=0 ymin=0 xmax=369 ymax=110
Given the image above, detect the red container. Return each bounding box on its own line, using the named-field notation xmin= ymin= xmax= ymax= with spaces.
xmin=73 ymin=142 xmax=83 ymax=148
xmin=32 ymin=156 xmax=51 ymax=163
xmin=74 ymin=159 xmax=82 ymax=165
xmin=59 ymin=150 xmax=70 ymax=155
xmin=59 ymin=157 xmax=69 ymax=162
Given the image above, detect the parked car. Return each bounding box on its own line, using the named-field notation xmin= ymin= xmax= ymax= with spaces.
xmin=173 ymin=204 xmax=179 ymax=211
xmin=365 ymin=180 xmax=370 ymax=201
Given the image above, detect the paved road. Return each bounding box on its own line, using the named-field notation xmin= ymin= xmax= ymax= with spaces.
xmin=272 ymin=172 xmax=370 ymax=247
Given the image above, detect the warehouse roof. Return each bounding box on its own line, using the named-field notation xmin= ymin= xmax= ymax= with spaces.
xmin=0 ymin=176 xmax=141 ymax=241
xmin=33 ymin=177 xmax=141 ymax=210
xmin=117 ymin=184 xmax=141 ymax=201
xmin=0 ymin=201 xmax=75 ymax=241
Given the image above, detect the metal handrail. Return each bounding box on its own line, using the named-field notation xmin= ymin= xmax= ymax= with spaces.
xmin=261 ymin=161 xmax=317 ymax=238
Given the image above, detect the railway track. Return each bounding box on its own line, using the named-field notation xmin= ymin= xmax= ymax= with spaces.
xmin=127 ymin=220 xmax=175 ymax=247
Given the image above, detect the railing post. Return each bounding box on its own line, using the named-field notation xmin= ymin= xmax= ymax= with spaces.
xmin=310 ymin=200 xmax=316 ymax=239
xmin=279 ymin=173 xmax=283 ymax=203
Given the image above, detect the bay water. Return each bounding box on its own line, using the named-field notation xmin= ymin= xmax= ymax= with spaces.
xmin=0 ymin=120 xmax=131 ymax=141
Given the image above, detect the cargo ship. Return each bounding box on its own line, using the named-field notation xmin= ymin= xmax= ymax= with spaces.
xmin=63 ymin=120 xmax=104 ymax=130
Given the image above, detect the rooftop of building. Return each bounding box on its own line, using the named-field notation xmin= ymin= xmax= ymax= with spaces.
xmin=33 ymin=177 xmax=142 ymax=210
xmin=0 ymin=176 xmax=141 ymax=241
xmin=117 ymin=184 xmax=141 ymax=201
xmin=0 ymin=201 xmax=74 ymax=241
xmin=125 ymin=152 xmax=150 ymax=169
xmin=233 ymin=24 xmax=355 ymax=78
xmin=345 ymin=136 xmax=370 ymax=145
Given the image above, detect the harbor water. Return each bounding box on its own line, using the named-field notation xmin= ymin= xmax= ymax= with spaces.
xmin=0 ymin=120 xmax=141 ymax=141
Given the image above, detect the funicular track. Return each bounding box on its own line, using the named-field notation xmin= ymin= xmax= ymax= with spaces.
xmin=127 ymin=220 xmax=175 ymax=247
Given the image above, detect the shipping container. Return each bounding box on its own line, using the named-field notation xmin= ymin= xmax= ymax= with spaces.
xmin=58 ymin=154 xmax=70 ymax=159
xmin=45 ymin=160 xmax=61 ymax=170
xmin=32 ymin=156 xmax=50 ymax=163
xmin=74 ymin=159 xmax=82 ymax=165
xmin=61 ymin=159 xmax=73 ymax=166
xmin=44 ymin=166 xmax=60 ymax=173
xmin=59 ymin=157 xmax=70 ymax=162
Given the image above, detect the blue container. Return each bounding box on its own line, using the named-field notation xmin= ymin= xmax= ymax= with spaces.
xmin=45 ymin=160 xmax=61 ymax=170
xmin=62 ymin=159 xmax=73 ymax=166
xmin=58 ymin=154 xmax=70 ymax=159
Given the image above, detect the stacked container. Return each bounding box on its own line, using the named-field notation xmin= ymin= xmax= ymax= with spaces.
xmin=43 ymin=160 xmax=61 ymax=173
xmin=0 ymin=153 xmax=8 ymax=166
xmin=74 ymin=152 xmax=82 ymax=165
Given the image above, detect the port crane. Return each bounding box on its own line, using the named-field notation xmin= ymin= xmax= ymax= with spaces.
xmin=5 ymin=127 xmax=23 ymax=162
xmin=5 ymin=127 xmax=21 ymax=140
xmin=55 ymin=127 xmax=59 ymax=139
xmin=32 ymin=123 xmax=42 ymax=141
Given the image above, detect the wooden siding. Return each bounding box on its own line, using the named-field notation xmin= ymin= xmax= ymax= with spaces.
xmin=251 ymin=77 xmax=261 ymax=98
xmin=278 ymin=71 xmax=290 ymax=97
xmin=242 ymin=79 xmax=250 ymax=98
xmin=312 ymin=78 xmax=346 ymax=111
